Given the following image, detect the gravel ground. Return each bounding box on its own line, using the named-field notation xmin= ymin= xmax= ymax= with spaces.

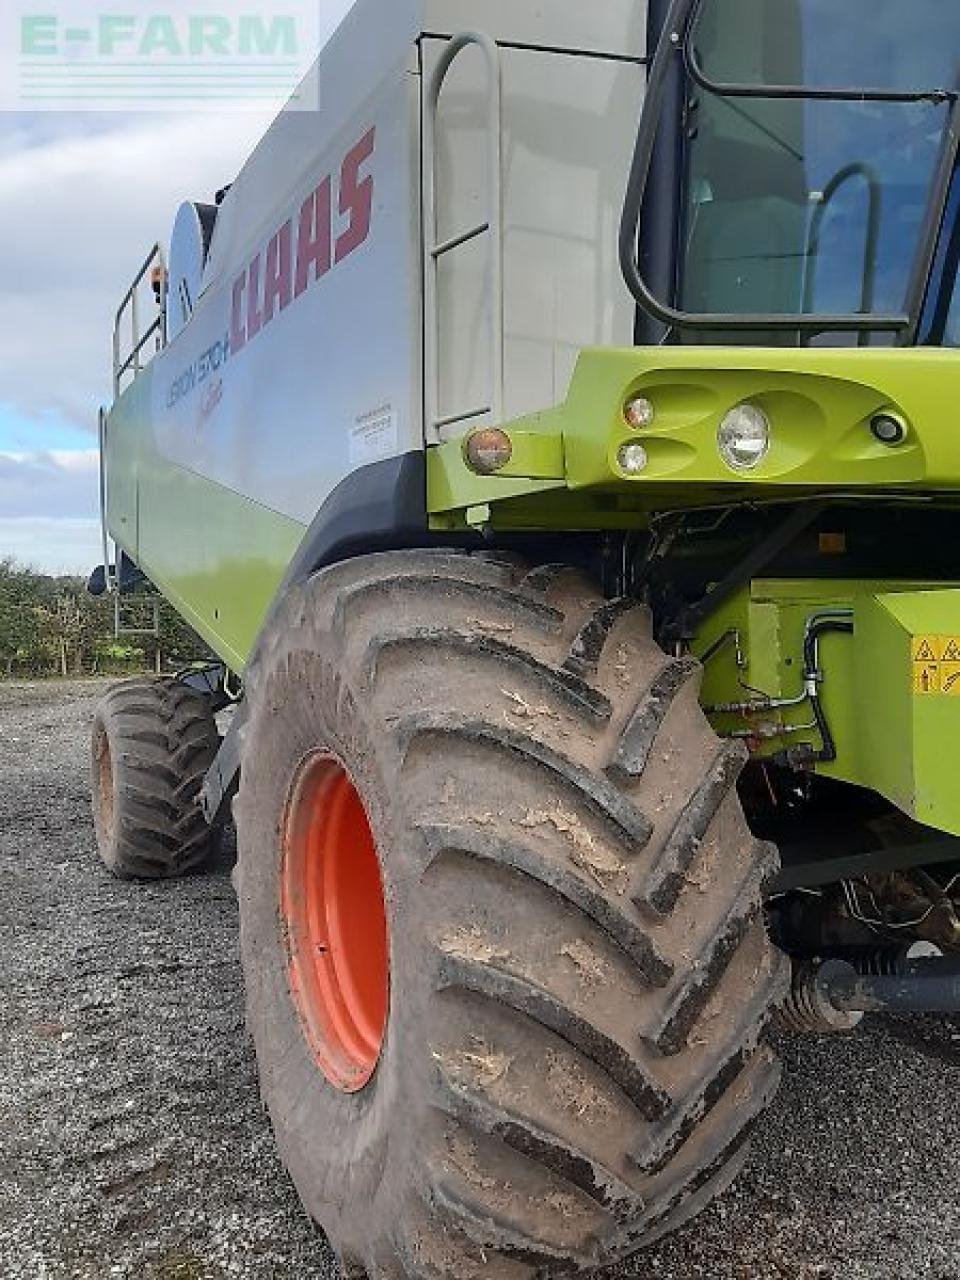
xmin=2 ymin=679 xmax=960 ymax=1280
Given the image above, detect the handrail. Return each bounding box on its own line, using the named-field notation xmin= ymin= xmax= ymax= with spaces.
xmin=97 ymin=406 xmax=115 ymax=594
xmin=617 ymin=0 xmax=957 ymax=339
xmin=802 ymin=163 xmax=883 ymax=347
xmin=112 ymin=242 xmax=167 ymax=397
xmin=423 ymin=31 xmax=504 ymax=441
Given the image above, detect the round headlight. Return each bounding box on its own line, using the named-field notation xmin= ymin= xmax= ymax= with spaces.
xmin=623 ymin=395 xmax=655 ymax=430
xmin=617 ymin=442 xmax=649 ymax=475
xmin=718 ymin=403 xmax=770 ymax=472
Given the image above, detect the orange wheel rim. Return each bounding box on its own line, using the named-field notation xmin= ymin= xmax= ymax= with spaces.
xmin=281 ymin=753 xmax=389 ymax=1092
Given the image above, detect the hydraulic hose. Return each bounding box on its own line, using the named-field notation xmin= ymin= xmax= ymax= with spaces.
xmin=802 ymin=616 xmax=854 ymax=763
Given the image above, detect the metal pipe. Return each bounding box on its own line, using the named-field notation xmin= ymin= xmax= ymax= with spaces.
xmin=802 ymin=163 xmax=883 ymax=346
xmin=97 ymin=407 xmax=114 ymax=595
xmin=635 ymin=0 xmax=684 ymax=344
xmin=704 ymin=610 xmax=852 ymax=720
xmin=818 ymin=956 xmax=960 ymax=1015
xmin=113 ymin=242 xmax=163 ymax=324
xmin=112 ymin=242 xmax=166 ymax=398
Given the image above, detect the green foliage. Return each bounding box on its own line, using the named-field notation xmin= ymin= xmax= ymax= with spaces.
xmin=0 ymin=558 xmax=212 ymax=679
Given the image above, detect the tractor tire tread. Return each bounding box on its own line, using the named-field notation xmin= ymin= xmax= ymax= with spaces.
xmin=90 ymin=676 xmax=220 ymax=879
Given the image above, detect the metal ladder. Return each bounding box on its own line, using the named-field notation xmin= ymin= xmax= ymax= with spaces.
xmin=423 ymin=31 xmax=505 ymax=443
xmin=114 ymin=595 xmax=160 ymax=644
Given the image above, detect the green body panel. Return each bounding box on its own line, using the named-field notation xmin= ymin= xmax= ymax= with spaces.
xmin=695 ymin=580 xmax=960 ymax=836
xmin=104 ymin=371 xmax=147 ymax=561
xmin=857 ymin=591 xmax=960 ymax=833
xmin=428 ymin=346 xmax=960 ymax=527
xmin=696 ymin=577 xmax=863 ymax=771
xmin=136 ymin=457 xmax=305 ymax=671
xmin=104 ymin=366 xmax=307 ymax=672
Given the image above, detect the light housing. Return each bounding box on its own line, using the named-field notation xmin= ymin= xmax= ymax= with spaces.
xmin=623 ymin=395 xmax=655 ymax=429
xmin=464 ymin=428 xmax=513 ymax=475
xmin=718 ymin=403 xmax=771 ymax=472
xmin=870 ymin=412 xmax=908 ymax=446
xmin=617 ymin=442 xmax=649 ymax=475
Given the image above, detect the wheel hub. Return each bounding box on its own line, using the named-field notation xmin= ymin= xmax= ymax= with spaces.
xmin=281 ymin=753 xmax=389 ymax=1092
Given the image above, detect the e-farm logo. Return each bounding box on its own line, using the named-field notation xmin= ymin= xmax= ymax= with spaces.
xmin=5 ymin=2 xmax=322 ymax=112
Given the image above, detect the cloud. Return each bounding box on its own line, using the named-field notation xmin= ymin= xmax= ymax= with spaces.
xmin=0 ymin=517 xmax=102 ymax=575
xmin=0 ymin=112 xmax=277 ymax=432
xmin=0 ymin=0 xmax=358 ymax=443
xmin=0 ymin=448 xmax=99 ymax=519
xmin=0 ymin=450 xmax=101 ymax=573
xmin=0 ymin=0 xmax=358 ymax=583
xmin=0 ymin=402 xmax=93 ymax=451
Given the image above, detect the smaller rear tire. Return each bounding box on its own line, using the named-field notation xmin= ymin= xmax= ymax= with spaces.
xmin=90 ymin=677 xmax=221 ymax=879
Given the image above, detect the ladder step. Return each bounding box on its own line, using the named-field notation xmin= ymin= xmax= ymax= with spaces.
xmin=434 ymin=404 xmax=492 ymax=431
xmin=431 ymin=221 xmax=490 ymax=259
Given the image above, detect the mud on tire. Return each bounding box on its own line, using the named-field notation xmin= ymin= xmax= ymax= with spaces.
xmin=90 ymin=677 xmax=221 ymax=879
xmin=235 ymin=551 xmax=790 ymax=1277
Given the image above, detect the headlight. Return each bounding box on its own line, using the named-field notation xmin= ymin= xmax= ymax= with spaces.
xmin=718 ymin=403 xmax=770 ymax=472
xmin=623 ymin=395 xmax=655 ymax=429
xmin=617 ymin=442 xmax=649 ymax=475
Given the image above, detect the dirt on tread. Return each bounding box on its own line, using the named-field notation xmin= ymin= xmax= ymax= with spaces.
xmin=234 ymin=550 xmax=790 ymax=1277
xmin=91 ymin=677 xmax=221 ymax=879
xmin=2 ymin=680 xmax=960 ymax=1278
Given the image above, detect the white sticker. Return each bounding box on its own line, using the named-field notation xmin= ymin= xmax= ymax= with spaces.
xmin=350 ymin=406 xmax=399 ymax=468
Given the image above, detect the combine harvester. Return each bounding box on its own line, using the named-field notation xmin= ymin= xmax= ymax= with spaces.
xmin=90 ymin=0 xmax=960 ymax=1272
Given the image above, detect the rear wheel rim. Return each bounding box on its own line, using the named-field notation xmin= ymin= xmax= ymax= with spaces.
xmin=281 ymin=753 xmax=389 ymax=1092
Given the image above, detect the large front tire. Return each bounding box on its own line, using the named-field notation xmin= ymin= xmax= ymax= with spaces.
xmin=235 ymin=551 xmax=789 ymax=1277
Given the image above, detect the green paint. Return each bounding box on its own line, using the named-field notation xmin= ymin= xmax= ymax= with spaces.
xmin=694 ymin=579 xmax=960 ymax=836
xmin=857 ymin=590 xmax=960 ymax=834
xmin=135 ymin=456 xmax=306 ymax=671
xmin=429 ymin=345 xmax=960 ymax=523
xmin=104 ymin=365 xmax=306 ymax=672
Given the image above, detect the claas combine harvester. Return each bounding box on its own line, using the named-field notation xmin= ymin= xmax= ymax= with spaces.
xmin=89 ymin=0 xmax=960 ymax=1273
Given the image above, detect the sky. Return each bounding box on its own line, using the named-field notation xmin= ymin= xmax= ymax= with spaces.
xmin=0 ymin=0 xmax=354 ymax=575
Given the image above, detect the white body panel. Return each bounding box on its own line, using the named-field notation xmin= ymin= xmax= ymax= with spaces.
xmin=425 ymin=38 xmax=643 ymax=437
xmin=145 ymin=0 xmax=646 ymax=525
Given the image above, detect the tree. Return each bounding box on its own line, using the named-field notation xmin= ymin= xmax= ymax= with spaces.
xmin=0 ymin=559 xmax=47 ymax=676
xmin=0 ymin=558 xmax=213 ymax=679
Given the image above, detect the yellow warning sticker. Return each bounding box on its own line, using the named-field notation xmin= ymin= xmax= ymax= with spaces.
xmin=913 ymin=662 xmax=940 ymax=695
xmin=911 ymin=636 xmax=960 ymax=695
xmin=913 ymin=637 xmax=939 ymax=663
